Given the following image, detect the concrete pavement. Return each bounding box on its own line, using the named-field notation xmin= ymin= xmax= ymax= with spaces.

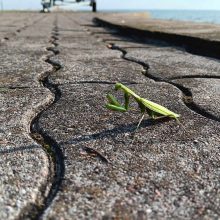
xmin=0 ymin=12 xmax=220 ymax=219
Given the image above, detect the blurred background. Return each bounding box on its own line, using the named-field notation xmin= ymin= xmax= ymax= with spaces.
xmin=1 ymin=0 xmax=220 ymax=24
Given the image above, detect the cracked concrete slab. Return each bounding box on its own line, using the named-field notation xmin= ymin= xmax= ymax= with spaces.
xmin=0 ymin=46 xmax=51 ymax=88
xmin=50 ymin=57 xmax=144 ymax=84
xmin=58 ymin=43 xmax=119 ymax=56
xmin=125 ymin=48 xmax=220 ymax=79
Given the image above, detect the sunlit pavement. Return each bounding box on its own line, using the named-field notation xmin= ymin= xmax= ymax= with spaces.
xmin=0 ymin=12 xmax=220 ymax=219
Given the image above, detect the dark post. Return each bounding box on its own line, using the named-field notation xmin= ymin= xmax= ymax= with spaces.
xmin=90 ymin=0 xmax=97 ymax=12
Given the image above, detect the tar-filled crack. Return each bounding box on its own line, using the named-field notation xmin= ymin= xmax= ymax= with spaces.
xmin=28 ymin=19 xmax=65 ymax=220
xmin=0 ymin=86 xmax=31 ymax=90
xmin=168 ymin=75 xmax=220 ymax=80
xmin=107 ymin=43 xmax=220 ymax=123
xmin=62 ymin=80 xmax=140 ymax=85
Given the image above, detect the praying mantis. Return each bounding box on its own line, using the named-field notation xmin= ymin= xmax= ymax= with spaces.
xmin=106 ymin=83 xmax=180 ymax=130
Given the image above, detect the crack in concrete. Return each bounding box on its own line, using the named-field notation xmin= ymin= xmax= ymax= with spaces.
xmin=0 ymin=86 xmax=31 ymax=90
xmin=168 ymin=75 xmax=220 ymax=80
xmin=0 ymin=144 xmax=40 ymax=154
xmin=28 ymin=17 xmax=65 ymax=220
xmin=59 ymin=80 xmax=140 ymax=85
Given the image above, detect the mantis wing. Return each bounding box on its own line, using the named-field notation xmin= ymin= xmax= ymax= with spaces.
xmin=140 ymin=98 xmax=180 ymax=119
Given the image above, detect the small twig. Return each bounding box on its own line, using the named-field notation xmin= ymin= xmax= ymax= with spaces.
xmin=80 ymin=146 xmax=109 ymax=164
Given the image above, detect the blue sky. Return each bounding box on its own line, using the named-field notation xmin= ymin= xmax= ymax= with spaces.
xmin=1 ymin=0 xmax=220 ymax=10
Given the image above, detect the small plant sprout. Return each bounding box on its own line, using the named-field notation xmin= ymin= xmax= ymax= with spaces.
xmin=106 ymin=83 xmax=180 ymax=130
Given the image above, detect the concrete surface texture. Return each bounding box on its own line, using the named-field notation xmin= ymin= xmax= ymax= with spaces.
xmin=0 ymin=11 xmax=220 ymax=220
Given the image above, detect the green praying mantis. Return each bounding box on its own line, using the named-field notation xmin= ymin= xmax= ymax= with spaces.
xmin=106 ymin=83 xmax=180 ymax=130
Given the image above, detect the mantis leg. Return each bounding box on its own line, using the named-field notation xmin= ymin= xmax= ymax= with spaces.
xmin=152 ymin=115 xmax=168 ymax=120
xmin=131 ymin=113 xmax=145 ymax=145
xmin=136 ymin=112 xmax=145 ymax=130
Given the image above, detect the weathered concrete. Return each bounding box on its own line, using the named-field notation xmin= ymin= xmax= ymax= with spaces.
xmin=90 ymin=25 xmax=220 ymax=120
xmin=0 ymin=12 xmax=55 ymax=219
xmin=125 ymin=48 xmax=220 ymax=78
xmin=40 ymin=82 xmax=220 ymax=219
xmin=116 ymin=47 xmax=220 ymax=118
xmin=0 ymin=12 xmax=46 ymax=40
xmin=95 ymin=13 xmax=220 ymax=60
xmin=96 ymin=12 xmax=220 ymax=41
xmin=43 ymin=13 xmax=220 ymax=219
xmin=1 ymin=12 xmax=220 ymax=220
xmin=0 ymin=87 xmax=53 ymax=220
xmin=174 ymin=78 xmax=220 ymax=118
xmin=0 ymin=45 xmax=51 ymax=88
